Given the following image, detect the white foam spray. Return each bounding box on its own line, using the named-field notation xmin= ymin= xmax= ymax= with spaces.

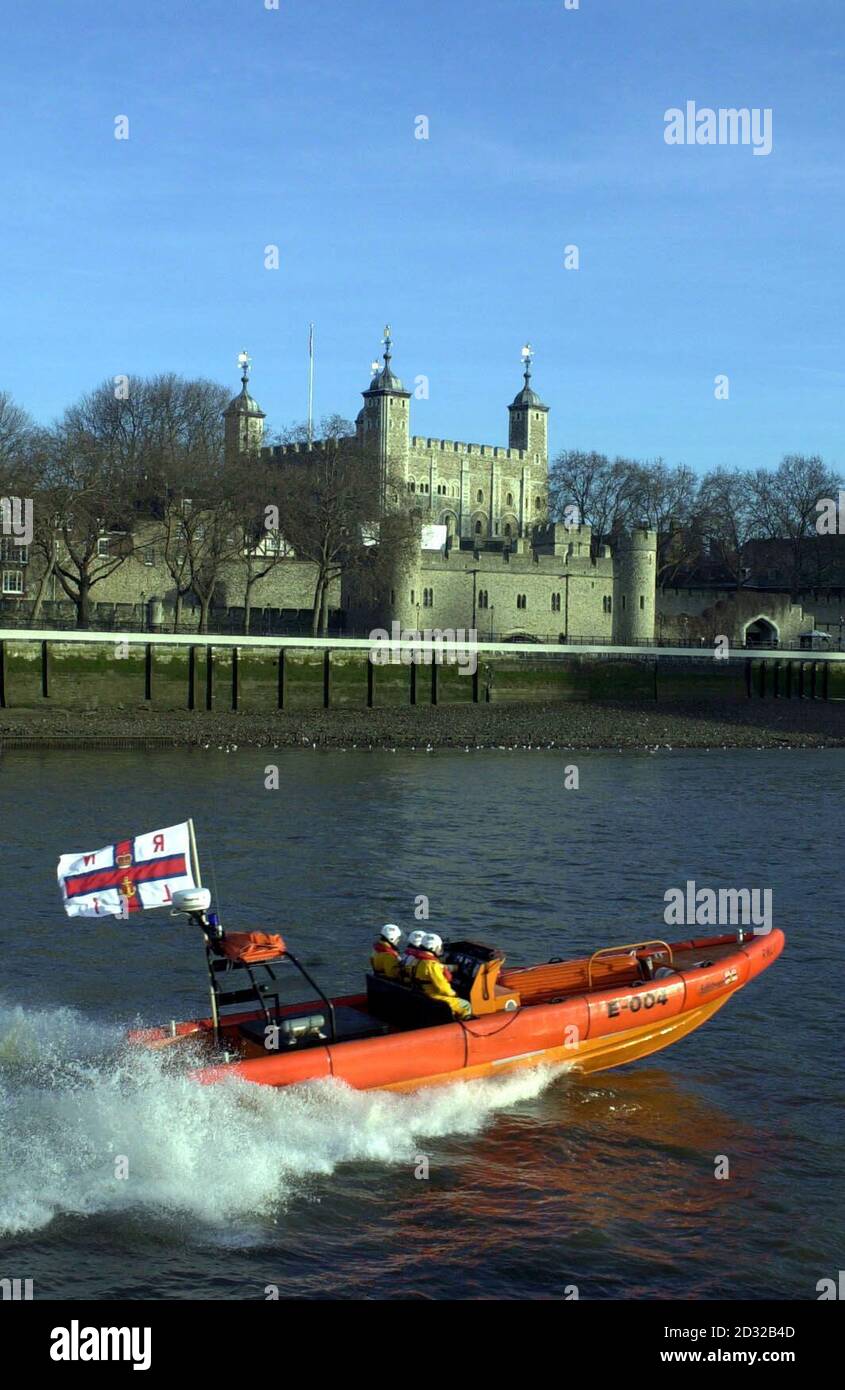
xmin=0 ymin=1002 xmax=563 ymax=1237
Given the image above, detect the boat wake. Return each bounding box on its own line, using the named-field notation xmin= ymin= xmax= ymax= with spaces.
xmin=0 ymin=1000 xmax=564 ymax=1237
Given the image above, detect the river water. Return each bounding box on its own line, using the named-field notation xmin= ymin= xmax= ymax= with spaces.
xmin=0 ymin=746 xmax=841 ymax=1300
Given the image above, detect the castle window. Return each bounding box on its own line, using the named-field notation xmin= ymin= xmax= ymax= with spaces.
xmin=97 ymin=537 xmax=110 ymax=558
xmin=390 ymin=589 xmax=396 ymax=605
xmin=504 ymin=524 xmax=512 ymax=538
xmin=411 ymin=590 xmax=415 ymax=604
xmin=2 ymin=570 xmax=23 ymax=595
xmin=476 ymin=489 xmax=484 ymax=503
xmin=478 ymin=590 xmax=488 ymax=610
xmin=506 ymin=492 xmax=513 ymax=506
xmin=622 ymin=595 xmax=626 ymax=610
xmin=474 ymin=520 xmax=482 ymax=535
xmin=0 ymin=538 xmax=27 ymax=563
xmin=640 ymin=595 xmax=645 ymax=610
xmin=603 ymin=595 xmax=612 ymax=614
xmin=534 ymin=496 xmax=542 ymax=512
xmin=551 ymin=593 xmax=561 ymax=612
xmin=423 ymin=588 xmax=433 ymax=607
xmin=408 ymin=480 xmax=416 ymax=492
xmin=517 ymin=594 xmax=527 ymax=610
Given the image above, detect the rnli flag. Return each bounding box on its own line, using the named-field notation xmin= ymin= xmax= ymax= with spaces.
xmin=57 ymin=821 xmax=198 ymax=919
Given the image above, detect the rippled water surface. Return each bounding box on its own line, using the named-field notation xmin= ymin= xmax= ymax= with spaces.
xmin=0 ymin=746 xmax=841 ymax=1299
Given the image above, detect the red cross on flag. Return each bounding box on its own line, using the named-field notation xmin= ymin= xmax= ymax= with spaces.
xmin=57 ymin=821 xmax=199 ymax=919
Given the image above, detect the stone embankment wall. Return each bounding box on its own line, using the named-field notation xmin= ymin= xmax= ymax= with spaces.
xmin=0 ymin=633 xmax=842 ymax=711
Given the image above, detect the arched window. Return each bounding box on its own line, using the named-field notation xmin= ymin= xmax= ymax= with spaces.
xmin=408 ymin=480 xmax=416 ymax=492
xmin=534 ymin=496 xmax=542 ymax=511
xmin=517 ymin=594 xmax=527 ymax=610
xmin=476 ymin=489 xmax=483 ymax=503
xmin=474 ymin=520 xmax=482 ymax=535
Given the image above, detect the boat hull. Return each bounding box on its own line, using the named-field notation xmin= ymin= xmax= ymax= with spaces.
xmin=176 ymin=929 xmax=784 ymax=1093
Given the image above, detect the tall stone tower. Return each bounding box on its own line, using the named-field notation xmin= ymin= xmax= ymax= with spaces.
xmin=613 ymin=527 xmax=658 ymax=644
xmin=508 ymin=344 xmax=549 ymax=462
xmin=357 ymin=326 xmax=411 ymax=495
xmin=223 ymin=350 xmax=265 ymax=466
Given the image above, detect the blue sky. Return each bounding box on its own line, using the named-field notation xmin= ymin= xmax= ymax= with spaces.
xmin=1 ymin=0 xmax=842 ymax=472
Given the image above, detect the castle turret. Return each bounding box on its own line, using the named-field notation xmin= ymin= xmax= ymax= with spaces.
xmin=508 ymin=344 xmax=549 ymax=462
xmin=223 ymin=350 xmax=265 ymax=465
xmin=508 ymin=344 xmax=549 ymax=536
xmin=612 ymin=527 xmax=657 ymax=644
xmin=357 ymin=325 xmax=411 ymax=496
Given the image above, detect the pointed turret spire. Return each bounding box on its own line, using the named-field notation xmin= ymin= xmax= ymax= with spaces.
xmin=223 ymin=349 xmax=265 ymax=464
xmin=521 ymin=342 xmax=534 ymax=389
xmin=510 ymin=341 xmax=547 ymax=409
xmin=366 ymin=323 xmax=406 ymax=393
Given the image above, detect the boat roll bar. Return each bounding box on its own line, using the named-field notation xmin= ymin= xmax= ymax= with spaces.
xmin=170 ymin=889 xmax=337 ymax=1048
xmin=587 ymin=940 xmax=674 ymax=989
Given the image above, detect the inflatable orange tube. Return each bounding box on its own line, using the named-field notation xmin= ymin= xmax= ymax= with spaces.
xmin=169 ymin=929 xmax=784 ymax=1093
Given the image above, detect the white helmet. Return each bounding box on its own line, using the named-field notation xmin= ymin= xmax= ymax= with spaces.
xmin=407 ymin=930 xmax=426 ymax=950
xmin=380 ymin=924 xmax=402 ymax=946
xmin=422 ymin=932 xmax=443 ymax=955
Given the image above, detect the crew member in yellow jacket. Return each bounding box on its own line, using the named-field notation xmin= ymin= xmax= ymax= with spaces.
xmin=411 ymin=933 xmax=472 ymax=1018
xmin=370 ymin=924 xmax=403 ymax=979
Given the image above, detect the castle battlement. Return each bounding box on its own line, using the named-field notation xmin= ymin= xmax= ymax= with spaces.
xmin=264 ymin=441 xmax=321 ymax=458
xmin=419 ymin=547 xmax=614 ymax=578
xmin=410 ymin=437 xmax=527 ymax=461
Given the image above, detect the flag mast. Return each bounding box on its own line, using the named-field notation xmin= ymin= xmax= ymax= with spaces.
xmin=187 ymin=818 xmax=202 ymax=888
xmin=307 ymin=322 xmax=315 ymax=445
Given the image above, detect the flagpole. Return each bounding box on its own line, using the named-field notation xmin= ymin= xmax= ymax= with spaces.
xmin=187 ymin=818 xmax=202 ymax=887
xmin=307 ymin=322 xmax=314 ymax=445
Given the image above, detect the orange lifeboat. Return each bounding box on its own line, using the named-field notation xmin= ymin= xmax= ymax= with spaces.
xmin=127 ymin=919 xmax=785 ymax=1093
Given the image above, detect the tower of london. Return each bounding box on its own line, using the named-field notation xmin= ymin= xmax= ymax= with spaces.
xmin=227 ymin=331 xmax=658 ymax=644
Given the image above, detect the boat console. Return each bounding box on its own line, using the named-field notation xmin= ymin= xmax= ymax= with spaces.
xmin=444 ymin=940 xmax=521 ymax=1016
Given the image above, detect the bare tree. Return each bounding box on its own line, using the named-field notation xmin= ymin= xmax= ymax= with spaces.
xmin=747 ymin=454 xmax=842 ymax=592
xmin=40 ymin=426 xmax=137 ymax=627
xmin=697 ymin=468 xmax=759 ymax=582
xmin=621 ymin=459 xmax=701 ymax=579
xmin=274 ymin=416 xmax=414 ymax=634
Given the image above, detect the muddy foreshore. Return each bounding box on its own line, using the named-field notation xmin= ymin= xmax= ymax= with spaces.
xmin=1 ymin=699 xmax=843 ymax=750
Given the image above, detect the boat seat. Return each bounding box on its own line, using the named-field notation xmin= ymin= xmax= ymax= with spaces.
xmin=366 ymin=973 xmax=456 ymax=1028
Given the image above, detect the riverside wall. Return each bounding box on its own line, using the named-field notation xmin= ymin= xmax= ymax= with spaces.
xmin=0 ymin=631 xmax=843 ymax=712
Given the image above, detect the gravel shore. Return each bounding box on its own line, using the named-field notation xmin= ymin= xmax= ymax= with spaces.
xmin=1 ymin=699 xmax=843 ymax=750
